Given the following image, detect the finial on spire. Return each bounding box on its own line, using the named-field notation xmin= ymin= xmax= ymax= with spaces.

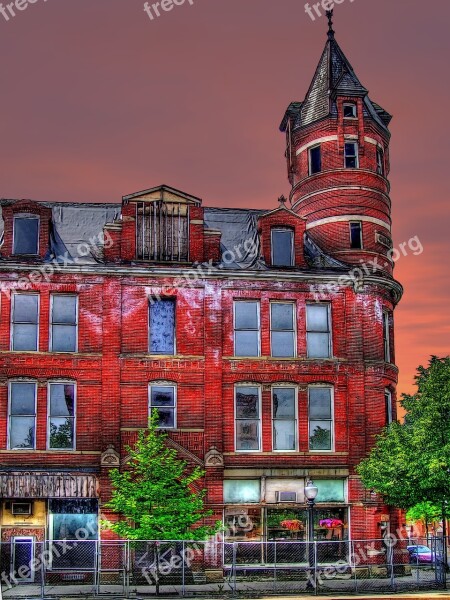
xmin=278 ymin=194 xmax=287 ymax=207
xmin=326 ymin=9 xmax=335 ymax=38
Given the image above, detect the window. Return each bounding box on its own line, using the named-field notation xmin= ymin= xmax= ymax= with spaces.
xmin=13 ymin=215 xmax=39 ymax=255
xmin=349 ymin=221 xmax=363 ymax=249
xmin=50 ymin=295 xmax=78 ymax=352
xmin=48 ymin=383 xmax=76 ymax=450
xmin=309 ymin=145 xmax=322 ymax=175
xmin=376 ymin=147 xmax=385 ymax=175
xmin=136 ymin=200 xmax=189 ymax=261
xmin=385 ymin=389 xmax=393 ymax=425
xmin=223 ymin=480 xmax=260 ymax=503
xmin=149 ymin=299 xmax=176 ymax=355
xmin=383 ymin=311 xmax=391 ymax=362
xmin=235 ymin=386 xmax=261 ymax=451
xmin=306 ymin=303 xmax=332 ymax=358
xmin=234 ymin=301 xmax=260 ymax=357
xmin=11 ymin=294 xmax=39 ymax=351
xmin=343 ymin=103 xmax=357 ymax=118
xmin=272 ymin=386 xmax=297 ymax=451
xmin=344 ymin=142 xmax=359 ymax=168
xmin=270 ymin=302 xmax=295 ymax=357
xmin=8 ymin=382 xmax=37 ymax=450
xmin=149 ymin=384 xmax=176 ymax=428
xmin=308 ymin=386 xmax=333 ymax=451
xmin=271 ymin=229 xmax=294 ymax=267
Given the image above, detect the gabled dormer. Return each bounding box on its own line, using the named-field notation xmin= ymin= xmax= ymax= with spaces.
xmin=0 ymin=199 xmax=52 ymax=260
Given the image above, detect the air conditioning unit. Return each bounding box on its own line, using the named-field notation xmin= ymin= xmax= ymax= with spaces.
xmin=11 ymin=502 xmax=32 ymax=516
xmin=275 ymin=491 xmax=297 ymax=503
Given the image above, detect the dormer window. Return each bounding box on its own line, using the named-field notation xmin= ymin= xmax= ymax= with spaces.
xmin=136 ymin=200 xmax=189 ymax=261
xmin=343 ymin=103 xmax=357 ymax=118
xmin=271 ymin=228 xmax=294 ymax=267
xmin=13 ymin=214 xmax=39 ymax=255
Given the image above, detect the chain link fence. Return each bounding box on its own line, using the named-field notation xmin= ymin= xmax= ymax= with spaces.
xmin=1 ymin=536 xmax=447 ymax=597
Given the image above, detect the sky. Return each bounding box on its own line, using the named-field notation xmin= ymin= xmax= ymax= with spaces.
xmin=0 ymin=0 xmax=449 ymax=398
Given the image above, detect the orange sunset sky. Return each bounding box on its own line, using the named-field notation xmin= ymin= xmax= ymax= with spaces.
xmin=0 ymin=0 xmax=449 ymax=399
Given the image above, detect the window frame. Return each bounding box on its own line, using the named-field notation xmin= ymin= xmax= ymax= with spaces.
xmin=349 ymin=221 xmax=363 ymax=249
xmin=385 ymin=389 xmax=393 ymax=425
xmin=148 ymin=297 xmax=176 ymax=356
xmin=271 ymin=384 xmax=298 ymax=452
xmin=12 ymin=214 xmax=40 ymax=256
xmin=47 ymin=381 xmax=77 ymax=451
xmin=233 ymin=300 xmax=261 ymax=357
xmin=343 ymin=103 xmax=357 ymax=119
xmin=49 ymin=294 xmax=79 ymax=353
xmin=383 ymin=311 xmax=391 ymax=363
xmin=11 ymin=293 xmax=39 ymax=352
xmin=306 ymin=303 xmax=332 ymax=359
xmin=344 ymin=141 xmax=359 ymax=169
xmin=8 ymin=380 xmax=37 ymax=450
xmin=270 ymin=301 xmax=296 ymax=358
xmin=308 ymin=144 xmax=322 ymax=175
xmin=271 ymin=228 xmax=295 ymax=267
xmin=308 ymin=385 xmax=335 ymax=452
xmin=235 ymin=384 xmax=262 ymax=452
xmin=149 ymin=382 xmax=177 ymax=429
xmin=376 ymin=146 xmax=385 ymax=176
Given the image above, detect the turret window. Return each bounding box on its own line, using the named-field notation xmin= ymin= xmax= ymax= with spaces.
xmin=271 ymin=228 xmax=294 ymax=267
xmin=349 ymin=221 xmax=363 ymax=249
xmin=376 ymin=147 xmax=385 ymax=176
xmin=344 ymin=142 xmax=359 ymax=169
xmin=308 ymin=145 xmax=322 ymax=175
xmin=343 ymin=103 xmax=357 ymax=119
xmin=13 ymin=215 xmax=39 ymax=255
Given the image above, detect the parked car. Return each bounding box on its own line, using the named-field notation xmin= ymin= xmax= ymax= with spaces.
xmin=407 ymin=544 xmax=442 ymax=564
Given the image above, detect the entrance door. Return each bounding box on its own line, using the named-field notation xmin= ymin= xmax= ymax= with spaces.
xmin=11 ymin=537 xmax=35 ymax=583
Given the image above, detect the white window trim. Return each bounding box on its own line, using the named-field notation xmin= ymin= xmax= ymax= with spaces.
xmin=349 ymin=221 xmax=363 ymax=249
xmin=343 ymin=103 xmax=357 ymax=119
xmin=308 ymin=384 xmax=335 ymax=453
xmin=308 ymin=144 xmax=322 ymax=175
xmin=306 ymin=303 xmax=333 ymax=359
xmin=344 ymin=141 xmax=359 ymax=168
xmin=10 ymin=293 xmax=40 ymax=352
xmin=233 ymin=301 xmax=261 ymax=358
xmin=149 ymin=382 xmax=177 ymax=429
xmin=271 ymin=384 xmax=298 ymax=452
xmin=49 ymin=294 xmax=79 ymax=353
xmin=385 ymin=389 xmax=393 ymax=425
xmin=271 ymin=229 xmax=295 ymax=267
xmin=47 ymin=381 xmax=77 ymax=451
xmin=8 ymin=379 xmax=37 ymax=451
xmin=12 ymin=214 xmax=40 ymax=256
xmin=383 ymin=312 xmax=391 ymax=363
xmin=270 ymin=301 xmax=297 ymax=358
xmin=148 ymin=298 xmax=177 ymax=356
xmin=234 ymin=384 xmax=262 ymax=452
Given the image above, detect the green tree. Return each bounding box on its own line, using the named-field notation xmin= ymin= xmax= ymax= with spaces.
xmin=406 ymin=501 xmax=441 ymax=542
xmin=103 ymin=411 xmax=221 ymax=541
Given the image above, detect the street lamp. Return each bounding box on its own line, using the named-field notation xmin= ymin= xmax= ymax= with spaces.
xmin=305 ymin=479 xmax=318 ymax=591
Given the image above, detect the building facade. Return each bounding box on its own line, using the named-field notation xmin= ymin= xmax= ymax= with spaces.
xmin=0 ymin=20 xmax=403 ymax=576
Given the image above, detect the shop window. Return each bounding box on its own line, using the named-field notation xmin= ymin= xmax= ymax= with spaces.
xmin=235 ymin=386 xmax=261 ymax=451
xmin=267 ymin=508 xmax=307 ymax=542
xmin=314 ymin=479 xmax=345 ymax=502
xmin=13 ymin=215 xmax=39 ymax=255
xmin=234 ymin=301 xmax=260 ymax=357
xmin=270 ymin=302 xmax=295 ymax=357
xmin=11 ymin=294 xmax=39 ymax=351
xmin=272 ymin=386 xmax=297 ymax=451
xmin=306 ymin=303 xmax=332 ymax=358
xmin=8 ymin=381 xmax=37 ymax=450
xmin=223 ymin=480 xmax=260 ymax=504
xmin=149 ymin=298 xmax=176 ymax=355
xmin=271 ymin=229 xmax=294 ymax=267
xmin=224 ymin=507 xmax=262 ymax=551
xmin=314 ymin=507 xmax=348 ymax=542
xmin=308 ymin=386 xmax=334 ymax=451
xmin=48 ymin=383 xmax=76 ymax=450
xmin=50 ymin=295 xmax=78 ymax=352
xmin=149 ymin=384 xmax=176 ymax=428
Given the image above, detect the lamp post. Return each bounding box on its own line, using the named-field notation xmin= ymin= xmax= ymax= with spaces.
xmin=305 ymin=478 xmax=318 ymax=591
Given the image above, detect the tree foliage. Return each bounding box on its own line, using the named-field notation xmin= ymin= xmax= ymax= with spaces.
xmin=103 ymin=411 xmax=221 ymax=540
xmin=357 ymin=356 xmax=450 ymax=512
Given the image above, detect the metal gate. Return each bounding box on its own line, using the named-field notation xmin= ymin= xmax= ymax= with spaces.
xmin=432 ymin=536 xmax=447 ymax=588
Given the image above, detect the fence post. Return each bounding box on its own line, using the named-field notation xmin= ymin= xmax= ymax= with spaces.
xmin=181 ymin=541 xmax=185 ymax=597
xmin=125 ymin=540 xmax=130 ymax=599
xmin=273 ymin=541 xmax=277 ymax=594
xmin=94 ymin=539 xmax=100 ymax=595
xmin=232 ymin=543 xmax=237 ymax=597
xmin=351 ymin=540 xmax=358 ymax=594
xmin=40 ymin=541 xmax=45 ymax=600
xmin=388 ymin=539 xmax=395 ymax=591
xmin=314 ymin=541 xmax=318 ymax=596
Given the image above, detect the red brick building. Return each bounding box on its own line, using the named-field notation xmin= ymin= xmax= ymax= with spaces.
xmin=0 ymin=19 xmax=403 ymax=572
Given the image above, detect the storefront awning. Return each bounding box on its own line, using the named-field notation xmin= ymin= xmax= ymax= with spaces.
xmin=0 ymin=472 xmax=98 ymax=499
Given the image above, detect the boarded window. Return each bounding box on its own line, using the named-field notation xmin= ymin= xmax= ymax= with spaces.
xmin=136 ymin=201 xmax=189 ymax=261
xmin=9 ymin=382 xmax=37 ymax=450
xmin=12 ymin=294 xmax=39 ymax=351
xmin=149 ymin=299 xmax=175 ymax=354
xmin=306 ymin=304 xmax=331 ymax=358
xmin=344 ymin=142 xmax=358 ymax=168
xmin=349 ymin=221 xmax=362 ymax=249
xmin=48 ymin=383 xmax=76 ymax=450
xmin=272 ymin=387 xmax=296 ymax=451
xmin=234 ymin=301 xmax=260 ymax=357
xmin=309 ymin=145 xmax=322 ymax=175
xmin=13 ymin=216 xmax=39 ymax=255
xmin=309 ymin=386 xmax=333 ymax=451
xmin=271 ymin=229 xmax=294 ymax=267
xmin=235 ymin=386 xmax=261 ymax=451
xmin=149 ymin=385 xmax=176 ymax=428
xmin=51 ymin=295 xmax=78 ymax=352
xmin=271 ymin=303 xmax=295 ymax=357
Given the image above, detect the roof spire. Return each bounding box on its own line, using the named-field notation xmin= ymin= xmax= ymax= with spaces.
xmin=326 ymin=9 xmax=335 ymax=39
